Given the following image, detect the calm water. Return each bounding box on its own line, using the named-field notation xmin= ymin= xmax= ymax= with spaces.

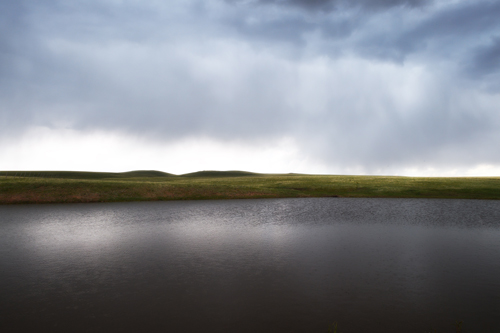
xmin=1 ymin=198 xmax=500 ymax=332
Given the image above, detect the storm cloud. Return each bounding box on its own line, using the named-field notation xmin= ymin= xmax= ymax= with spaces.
xmin=232 ymin=0 xmax=429 ymax=11
xmin=1 ymin=0 xmax=500 ymax=174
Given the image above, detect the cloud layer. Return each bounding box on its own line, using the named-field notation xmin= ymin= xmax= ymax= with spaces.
xmin=2 ymin=0 xmax=500 ymax=174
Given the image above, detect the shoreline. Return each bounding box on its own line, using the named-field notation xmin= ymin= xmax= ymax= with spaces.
xmin=2 ymin=172 xmax=500 ymax=204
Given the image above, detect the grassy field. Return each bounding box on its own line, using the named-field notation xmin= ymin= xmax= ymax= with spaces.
xmin=1 ymin=170 xmax=500 ymax=204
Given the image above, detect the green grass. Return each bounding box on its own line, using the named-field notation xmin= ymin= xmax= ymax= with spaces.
xmin=1 ymin=170 xmax=500 ymax=204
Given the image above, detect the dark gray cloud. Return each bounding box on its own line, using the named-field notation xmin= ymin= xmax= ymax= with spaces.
xmin=469 ymin=37 xmax=500 ymax=76
xmin=409 ymin=1 xmax=500 ymax=38
xmin=2 ymin=0 xmax=500 ymax=172
xmin=227 ymin=0 xmax=500 ymax=63
xmin=392 ymin=1 xmax=500 ymax=57
xmin=232 ymin=0 xmax=429 ymax=11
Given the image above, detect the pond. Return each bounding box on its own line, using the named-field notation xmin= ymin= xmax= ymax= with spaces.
xmin=1 ymin=198 xmax=499 ymax=332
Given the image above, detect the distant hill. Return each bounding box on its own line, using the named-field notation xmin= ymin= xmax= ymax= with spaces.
xmin=120 ymin=170 xmax=175 ymax=178
xmin=1 ymin=170 xmax=174 ymax=180
xmin=1 ymin=170 xmax=263 ymax=179
xmin=180 ymin=170 xmax=262 ymax=178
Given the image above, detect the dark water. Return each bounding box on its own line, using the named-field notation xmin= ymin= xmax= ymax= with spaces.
xmin=1 ymin=198 xmax=500 ymax=332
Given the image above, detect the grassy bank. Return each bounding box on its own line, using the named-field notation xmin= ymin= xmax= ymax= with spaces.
xmin=1 ymin=170 xmax=500 ymax=204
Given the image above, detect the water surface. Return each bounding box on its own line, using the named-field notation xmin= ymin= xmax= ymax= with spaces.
xmin=1 ymin=198 xmax=500 ymax=332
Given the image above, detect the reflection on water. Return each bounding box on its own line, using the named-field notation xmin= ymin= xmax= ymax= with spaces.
xmin=1 ymin=198 xmax=500 ymax=332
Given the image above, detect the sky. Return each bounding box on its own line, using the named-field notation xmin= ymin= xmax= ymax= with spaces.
xmin=1 ymin=0 xmax=500 ymax=176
